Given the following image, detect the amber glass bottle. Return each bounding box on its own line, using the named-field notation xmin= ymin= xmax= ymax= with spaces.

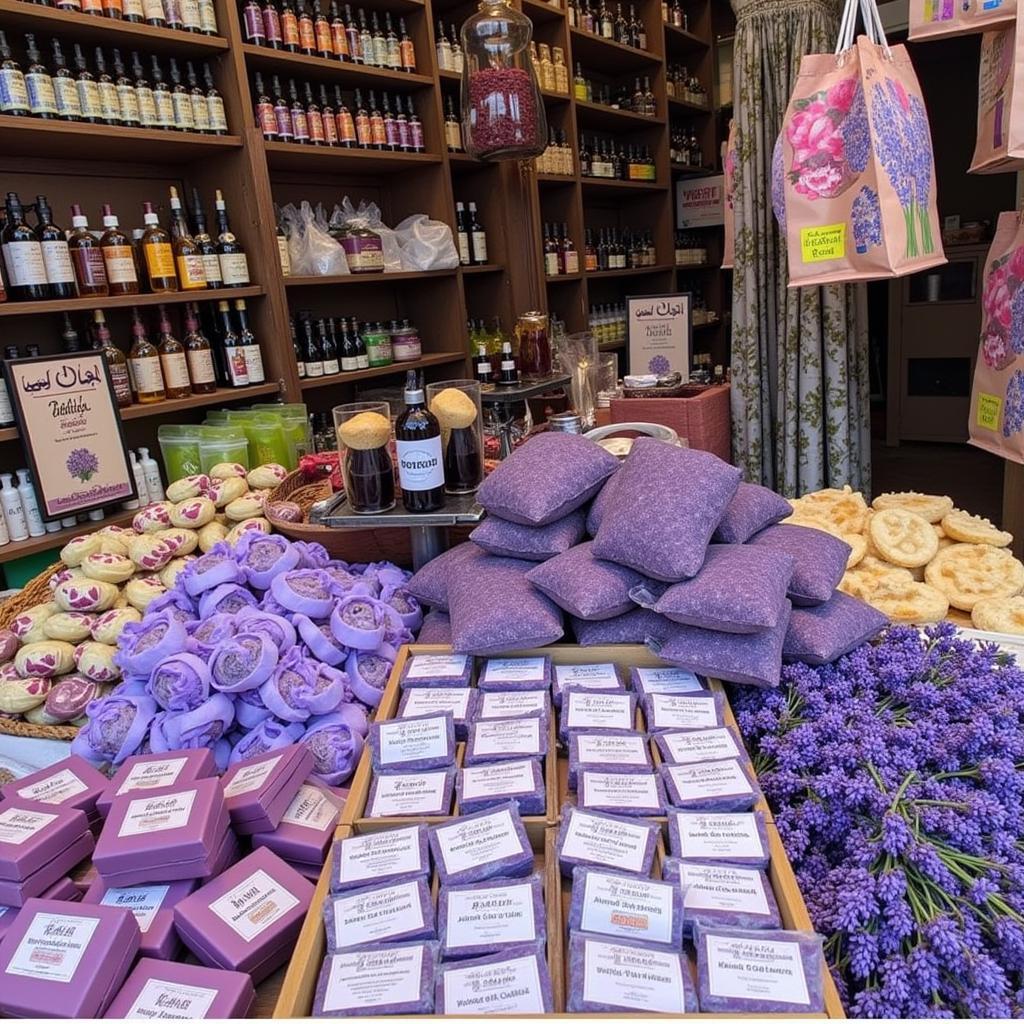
xmin=99 ymin=203 xmax=139 ymax=296
xmin=140 ymin=201 xmax=177 ymax=293
xmin=156 ymin=305 xmax=192 ymax=398
xmin=127 ymin=309 xmax=166 ymax=403
xmin=168 ymin=186 xmax=206 ymax=290
xmin=183 ymin=302 xmax=217 ymax=394
xmin=92 ymin=309 xmax=133 ymax=407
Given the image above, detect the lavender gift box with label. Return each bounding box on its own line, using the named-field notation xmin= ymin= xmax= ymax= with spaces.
xmin=472 ymin=689 xmax=550 ymax=722
xmin=551 ymin=662 xmax=625 ymax=707
xmin=331 ymin=825 xmax=431 ymax=894
xmin=219 ymin=743 xmax=314 ymax=835
xmin=1 ymin=756 xmax=107 ymax=825
xmin=400 ymin=653 xmax=473 ymax=689
xmin=429 ymin=802 xmax=534 ymax=886
xmin=555 ymin=804 xmax=659 ymax=877
xmin=398 ymin=687 xmax=478 ymax=740
xmin=642 ymin=691 xmax=725 ymax=733
xmin=568 ymin=865 xmax=683 ymax=948
xmin=104 ymin=958 xmax=256 ymax=1019
xmin=322 ymin=876 xmax=436 ymax=953
xmin=577 ymin=769 xmax=667 ymax=817
xmin=567 ymin=729 xmax=652 ymax=790
xmin=559 ymin=688 xmax=638 ymax=741
xmin=250 ymin=782 xmax=343 ymax=870
xmin=477 ymin=656 xmax=552 ymax=693
xmin=653 ymin=725 xmax=747 ymax=766
xmin=667 ymin=809 xmax=771 ymax=868
xmin=434 ymin=941 xmax=554 ymax=1014
xmin=96 ymin=749 xmax=218 ymax=818
xmin=457 ymin=758 xmax=545 ymax=816
xmin=465 ymin=715 xmax=548 ymax=765
xmin=365 ymin=767 xmax=456 ymax=819
xmin=629 ymin=665 xmax=706 ymax=700
xmin=660 ymin=758 xmax=762 ymax=812
xmin=663 ymin=857 xmax=781 ymax=933
xmin=369 ymin=712 xmax=456 ymax=774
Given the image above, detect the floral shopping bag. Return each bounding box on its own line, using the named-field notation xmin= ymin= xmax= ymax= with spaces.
xmin=969 ymin=211 xmax=1024 ymax=462
xmin=970 ymin=27 xmax=1024 ymax=174
xmin=721 ymin=120 xmax=736 ymax=270
xmin=779 ymin=0 xmax=946 ymax=287
xmin=908 ymin=0 xmax=969 ymax=40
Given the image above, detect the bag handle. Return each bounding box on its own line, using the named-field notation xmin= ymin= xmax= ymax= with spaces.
xmin=835 ymin=0 xmax=892 ymax=59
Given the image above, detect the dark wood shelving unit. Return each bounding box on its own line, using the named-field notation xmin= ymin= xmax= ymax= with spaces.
xmin=263 ymin=141 xmax=441 ymax=173
xmin=0 ymin=510 xmax=138 ymax=565
xmin=283 ymin=270 xmax=457 ymax=287
xmin=298 ymin=350 xmax=465 ymax=389
xmin=241 ymin=43 xmax=434 ymax=87
xmin=0 ymin=286 xmax=264 ymax=318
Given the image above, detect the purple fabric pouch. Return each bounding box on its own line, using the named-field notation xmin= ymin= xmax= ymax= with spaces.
xmin=406 ymin=543 xmax=488 ymax=612
xmin=783 ymin=590 xmax=888 ymax=665
xmin=571 ymin=608 xmax=671 ymax=647
xmin=470 ymin=510 xmax=587 ymax=561
xmin=526 ymin=542 xmax=648 ymax=621
xmin=712 ymin=482 xmax=793 ymax=544
xmin=746 ymin=524 xmax=850 ymax=606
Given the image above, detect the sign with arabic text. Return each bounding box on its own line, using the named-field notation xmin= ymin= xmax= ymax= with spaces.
xmin=627 ymin=292 xmax=692 ymax=379
xmin=6 ymin=351 xmax=136 ymax=519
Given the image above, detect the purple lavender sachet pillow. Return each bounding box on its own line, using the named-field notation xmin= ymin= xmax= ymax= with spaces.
xmin=448 ymin=555 xmax=563 ymax=655
xmin=526 ymin=542 xmax=648 ymax=621
xmin=147 ymin=653 xmax=211 ymax=711
xmin=234 ymin=531 xmax=301 ymax=590
xmin=70 ymin=693 xmax=156 ymax=765
xmin=261 ymin=647 xmax=349 ymax=721
xmin=783 ymin=590 xmax=888 ymax=666
xmin=477 ymin=432 xmax=619 ymax=526
xmin=630 ymin=545 xmax=795 ymax=634
xmin=571 ymin=608 xmax=671 ymax=647
xmin=406 ymin=543 xmax=489 ymax=612
xmin=470 ymin=509 xmax=587 ymax=562
xmin=746 ymin=524 xmax=850 ymax=606
xmin=592 ymin=440 xmax=742 ymax=581
xmin=418 ymin=611 xmax=452 ymax=644
xmin=585 ymin=470 xmax=619 ymax=537
xmin=712 ymin=482 xmax=793 ymax=544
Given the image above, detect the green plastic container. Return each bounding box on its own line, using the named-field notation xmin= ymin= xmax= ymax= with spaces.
xmin=158 ymin=425 xmax=204 ymax=481
xmin=198 ymin=425 xmax=251 ymax=472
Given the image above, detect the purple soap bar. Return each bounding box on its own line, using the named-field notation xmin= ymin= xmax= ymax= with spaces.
xmin=566 ymin=931 xmax=698 ymax=1013
xmin=568 ymin=730 xmax=652 ymax=791
xmin=578 ymin=770 xmax=667 ymax=817
xmin=398 ymin=687 xmax=478 ymax=741
xmin=568 ymin=866 xmax=682 ymax=947
xmin=97 ymin=750 xmax=217 ymax=818
xmin=642 ymin=691 xmax=725 ymax=733
xmin=473 ymin=689 xmax=550 ymax=722
xmin=0 ymin=804 xmax=93 ymax=905
xmin=0 ymin=898 xmax=140 ymax=1018
xmin=457 ymin=759 xmax=545 ymax=816
xmin=654 ymin=726 xmax=746 ymax=766
xmin=400 ymin=653 xmax=472 ymax=689
xmin=429 ymin=802 xmax=534 ymax=886
xmin=369 ymin=713 xmax=456 ymax=774
xmin=366 ymin=767 xmax=455 ymax=818
xmin=438 ymin=872 xmax=544 ymax=960
xmin=2 ymin=756 xmax=107 ymax=819
xmin=314 ymin=940 xmax=439 ymax=1017
xmin=552 ymin=663 xmax=624 ymax=707
xmin=250 ymin=782 xmax=342 ymax=868
xmin=662 ymin=857 xmax=781 ymax=933
xmin=220 ymin=743 xmax=314 ymax=835
xmin=477 ymin=656 xmax=551 ymax=692
xmin=104 ymin=958 xmax=256 ymax=1019
xmin=694 ymin=924 xmax=825 ymax=1013
xmin=629 ymin=665 xmax=706 ymax=699
xmin=465 ymin=716 xmax=548 ymax=765
xmin=331 ymin=825 xmax=430 ymax=894
xmin=323 ymin=876 xmax=435 ymax=953
xmin=560 ymin=688 xmax=637 ymax=741
xmin=660 ymin=759 xmax=761 ymax=812
xmin=435 ymin=942 xmax=553 ymax=1014
xmin=173 ymin=848 xmax=314 ymax=983
xmin=556 ymin=804 xmax=658 ymax=877
xmin=667 ymin=810 xmax=771 ymax=867
xmin=83 ymin=877 xmax=197 ymax=961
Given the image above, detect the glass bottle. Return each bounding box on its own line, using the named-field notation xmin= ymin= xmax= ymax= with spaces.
xmin=396 ymin=370 xmax=445 ymax=513
xmin=290 ymin=317 xmax=304 ymax=377
xmin=468 ymin=202 xmax=487 ymax=265
xmin=142 ymin=0 xmax=165 ymax=26
xmin=0 ymin=32 xmax=29 ymax=117
xmin=552 ymin=46 xmax=568 ymax=93
xmin=335 ymin=85 xmax=355 ymax=146
xmin=280 ymin=0 xmax=300 ymax=51
xmin=298 ymin=1 xmax=316 ymax=55
xmin=299 ymin=313 xmax=322 ymax=377
xmin=435 ymin=19 xmax=450 ymax=70
xmin=543 ymin=222 xmax=559 ymax=277
xmin=140 ymin=201 xmax=177 ymax=293
xmin=330 ymin=1 xmax=349 ymax=59
xmin=367 ymin=89 xmax=385 ymax=148
xmin=395 ymin=92 xmax=410 ymax=149
xmin=235 ymin=299 xmax=265 ymax=382
xmin=574 ymin=61 xmax=586 ymax=101
xmin=313 ymin=0 xmax=333 ymax=57
xmin=215 ymin=191 xmax=250 ymax=287
xmin=121 ymin=0 xmax=144 ymax=22
xmin=167 ymin=186 xmax=206 ymax=290
xmin=34 ymin=195 xmax=76 ymax=299
xmin=99 ymin=204 xmax=139 ymax=295
xmin=273 ymin=74 xmax=293 ymax=140
xmin=382 ymin=93 xmax=399 ymax=150
xmin=168 ymin=58 xmax=193 ymax=131
xmin=444 ymin=95 xmax=461 ymax=151
xmin=353 ymin=87 xmax=371 ymax=146
xmin=320 ymin=83 xmax=338 ymax=145
xmin=277 ymin=215 xmax=291 ymax=275
xmin=385 ymin=13 xmax=400 ymax=68
xmin=180 ymin=303 xmax=216 ymax=393
xmin=345 ymin=3 xmax=361 ymax=61
xmin=499 ymin=340 xmax=518 ymax=384
xmin=24 ymin=35 xmax=57 ymax=119
xmin=399 ymin=17 xmax=415 ymax=70
xmin=67 ymin=205 xmax=108 ymax=297
xmin=339 ymin=319 xmax=358 ymax=370
xmin=561 ymin=222 xmax=578 ymax=273
xmin=454 ymin=201 xmax=470 ymax=265
xmin=405 ymin=95 xmax=423 ymax=150
xmin=197 ymin=0 xmax=218 ymax=34
xmin=94 ymin=48 xmax=121 ymax=125
xmin=203 ymin=62 xmax=227 ymax=133
xmin=351 ymin=316 xmax=369 ymax=368
xmin=371 ymin=11 xmax=387 ymax=66
xmin=450 ymin=22 xmax=463 ymax=72
xmin=164 ymin=0 xmax=184 ymax=32
xmin=217 ymin=300 xmax=249 ymax=386
xmin=304 ymin=80 xmax=325 ymax=144
xmin=358 ymin=7 xmax=372 ymax=64
xmin=150 ymin=56 xmax=175 ymax=129
xmin=184 ymin=190 xmax=221 ymax=290
xmin=131 ymin=50 xmax=157 ymax=128
xmin=156 ymin=306 xmax=192 ymax=398
xmin=93 ymin=310 xmax=133 ymax=406
xmin=243 ymin=0 xmax=266 ymax=43
xmin=1 ymin=193 xmax=48 ymax=301
xmin=187 ymin=61 xmax=210 ymax=132
xmin=263 ymin=0 xmax=283 ymax=47
xmin=318 ymin=318 xmax=339 ymax=374
xmin=288 ymin=77 xmax=308 ymax=142
xmin=128 ymin=310 xmax=166 ymax=403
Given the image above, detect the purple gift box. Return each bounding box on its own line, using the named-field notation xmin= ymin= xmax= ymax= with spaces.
xmin=104 ymin=957 xmax=256 ymax=1019
xmin=629 ymin=665 xmax=706 ymax=699
xmin=97 ymin=750 xmax=217 ymax=818
xmin=323 ymin=875 xmax=435 ymax=953
xmin=0 ymin=804 xmax=94 ymax=906
xmin=578 ymin=770 xmax=667 ymax=817
xmin=662 ymin=857 xmax=781 ymax=933
xmin=567 ymin=730 xmax=652 ymax=791
xmin=220 ymin=743 xmax=314 ymax=835
xmin=435 ymin=941 xmax=553 ymax=1013
xmin=250 ymin=782 xmax=343 ymax=870
xmin=0 ymin=898 xmax=140 ymax=1017
xmin=0 ymin=906 xmax=16 ymax=941
xmin=552 ymin=663 xmax=624 ymax=707
xmin=397 ymin=687 xmax=478 ymax=742
xmin=400 ymin=653 xmax=473 ymax=689
xmin=365 ymin=767 xmax=456 ymax=819
xmin=457 ymin=758 xmax=545 ymax=816
xmin=477 ymin=656 xmax=552 ymax=693
xmin=667 ymin=810 xmax=771 ymax=868
xmin=559 ymin=688 xmax=638 ymax=741
xmin=568 ymin=865 xmax=683 ymax=947
xmin=555 ymin=804 xmax=658 ymax=877
xmin=331 ymin=825 xmax=430 ymax=894
xmin=473 ymin=689 xmax=550 ymax=722
xmin=1 ymin=756 xmax=107 ymax=824
xmin=94 ymin=778 xmax=230 ymax=887
xmin=660 ymin=758 xmax=761 ymax=812
xmin=653 ymin=726 xmax=746 ymax=766
xmin=369 ymin=713 xmax=456 ymax=775
xmin=40 ymin=875 xmax=81 ymax=902
xmin=465 ymin=716 xmax=548 ymax=765
xmin=438 ymin=871 xmax=545 ymax=960
xmin=642 ymin=691 xmax=725 ymax=733
xmin=173 ymin=847 xmax=314 ymax=983
xmin=429 ymin=802 xmax=534 ymax=886
xmin=83 ymin=877 xmax=197 ymax=961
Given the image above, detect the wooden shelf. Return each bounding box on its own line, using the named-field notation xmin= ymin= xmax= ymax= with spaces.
xmin=264 ymin=141 xmax=440 ymax=173
xmin=675 ymin=262 xmax=714 ymax=271
xmin=668 ymin=95 xmax=712 ymax=116
xmin=242 ymin=45 xmax=434 ymax=90
xmin=299 ymin=351 xmax=466 ymax=389
xmin=664 ymin=22 xmax=711 ymax=52
xmin=671 ymin=162 xmax=714 ymax=175
xmin=581 ymin=177 xmax=666 ymax=195
xmin=586 ymin=264 xmax=674 ymax=278
xmin=537 ymin=173 xmax=577 ymax=185
xmin=542 ymin=89 xmax=571 ymax=104
xmin=438 ymin=68 xmax=461 ymax=83
xmin=0 ymin=509 xmax=137 ymax=566
xmin=460 ymin=264 xmax=505 ymax=274
xmin=0 ymin=286 xmax=265 ymax=319
xmin=569 ymin=28 xmax=662 ymax=72
xmin=522 ymin=0 xmax=567 ymax=22
xmin=574 ymin=99 xmax=664 ymax=132
xmin=546 ymin=272 xmax=584 ymax=282
xmin=283 ymin=270 xmax=457 ymax=286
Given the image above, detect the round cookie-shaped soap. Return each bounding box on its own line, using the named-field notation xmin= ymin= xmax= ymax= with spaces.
xmin=125 ymin=575 xmax=167 ymax=611
xmin=133 ymin=502 xmax=175 ymax=534
xmin=209 ymin=462 xmax=247 ymax=480
xmin=166 ymin=474 xmax=211 ymax=502
xmin=80 ymin=551 xmax=136 ymax=584
xmin=170 ymin=497 xmax=216 ymax=529
xmin=160 ymin=556 xmax=194 ymax=588
xmin=224 ymin=493 xmax=264 ymax=522
xmin=157 ymin=528 xmax=199 ymax=556
xmin=53 ymin=578 xmax=119 ymax=613
xmin=198 ymin=521 xmax=230 ymax=552
xmin=74 ymin=640 xmax=121 ymax=683
xmin=91 ymin=606 xmax=142 ymax=645
xmin=15 ymin=641 xmax=76 ymax=678
xmin=128 ymin=535 xmax=176 ymax=572
xmin=247 ymin=463 xmax=288 ymax=489
xmin=60 ymin=533 xmax=104 ymax=567
xmin=10 ymin=603 xmax=58 ymax=644
xmin=42 ymin=612 xmax=95 ymax=643
xmin=227 ymin=518 xmax=271 ymax=545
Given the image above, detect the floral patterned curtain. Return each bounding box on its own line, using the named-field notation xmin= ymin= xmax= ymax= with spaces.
xmin=730 ymin=0 xmax=872 ymax=495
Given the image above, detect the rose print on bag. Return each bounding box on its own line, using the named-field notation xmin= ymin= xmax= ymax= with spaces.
xmin=851 ymin=187 xmax=882 ymax=252
xmin=785 ymin=77 xmax=863 ymax=200
xmin=66 ymin=448 xmax=99 ymax=482
xmin=978 ymin=247 xmax=1024 ymax=370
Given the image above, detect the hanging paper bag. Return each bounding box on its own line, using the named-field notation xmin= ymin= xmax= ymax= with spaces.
xmin=964 ymin=0 xmax=1016 ymax=30
xmin=908 ymin=0 xmax=968 ymax=40
xmin=968 ymin=211 xmax=1024 ymax=462
xmin=779 ymin=0 xmax=946 ymax=287
xmin=970 ymin=27 xmax=1024 ymax=174
xmin=722 ymin=119 xmax=736 ymax=270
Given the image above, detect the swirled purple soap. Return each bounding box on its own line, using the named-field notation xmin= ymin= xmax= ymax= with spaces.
xmin=552 ymin=662 xmax=623 ymax=707
xmin=365 ymin=767 xmax=455 ymax=818
xmin=643 ymin=691 xmax=724 ymax=733
xmin=429 ymin=802 xmax=534 ymax=886
xmin=667 ymin=810 xmax=770 ymax=868
xmin=629 ymin=665 xmax=705 ymax=700
xmin=465 ymin=716 xmax=547 ymax=765
xmin=369 ymin=713 xmax=456 ymax=774
xmin=437 ymin=872 xmax=545 ymax=959
xmin=322 ymin=876 xmax=435 ymax=953
xmin=331 ymin=826 xmax=430 ymax=894
xmin=457 ymin=759 xmax=545 ymax=816
xmin=577 ymin=770 xmax=667 ymax=817
xmin=662 ymin=857 xmax=781 ymax=933
xmin=555 ymin=805 xmax=658 ymax=877
xmin=397 ymin=687 xmax=477 ymax=741
xmin=559 ymin=689 xmax=637 ymax=741
xmin=477 ymin=656 xmax=551 ymax=692
xmin=654 ymin=726 xmax=746 ymax=766
xmin=435 ymin=942 xmax=553 ymax=1014
xmin=568 ymin=865 xmax=682 ymax=947
xmin=400 ymin=654 xmax=472 ymax=689
xmin=567 ymin=730 xmax=651 ymax=790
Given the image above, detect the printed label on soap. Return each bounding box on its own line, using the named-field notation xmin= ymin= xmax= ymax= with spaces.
xmin=322 ymin=944 xmax=424 ymax=1013
xmin=554 ymin=663 xmax=620 ymax=695
xmin=444 ymin=880 xmax=536 ymax=949
xmin=705 ymin=933 xmax=810 ymax=1005
xmin=125 ymin=978 xmax=219 ymax=1019
xmin=665 ymin=759 xmax=753 ymax=801
xmin=635 ymin=667 xmax=704 ymax=694
xmin=473 ymin=718 xmax=541 ymax=757
xmin=339 ymin=826 xmax=424 ymax=887
xmin=435 ymin=809 xmax=523 ymax=874
xmin=6 ymin=912 xmax=99 ymax=983
xmin=16 ymin=768 xmax=88 ymax=806
xmin=0 ymin=807 xmax=57 ymax=845
xmin=405 ymin=654 xmax=467 ymax=680
xmin=561 ymin=811 xmax=651 ymax=873
xmin=581 ymin=871 xmax=676 ymax=944
xmin=332 ymin=880 xmax=425 ymax=950
xmin=443 ymin=953 xmax=545 ymax=1014
xmin=280 ymin=784 xmax=338 ymax=832
xmin=581 ymin=937 xmax=685 ymax=1012
xmin=118 ymin=789 xmax=197 ymax=837
xmin=580 ymin=771 xmax=661 ymax=811
xmin=661 ymin=728 xmax=741 ymax=765
xmin=100 ymin=883 xmax=171 ymax=933
xmin=649 ymin=694 xmax=720 ymax=730
xmin=401 ymin=689 xmax=472 ymax=720
xmin=378 ymin=717 xmax=449 ymax=766
xmin=209 ymin=868 xmax=299 ymax=941
xmin=679 ymin=863 xmax=771 ymax=916
xmin=461 ymin=760 xmax=537 ymax=801
xmin=369 ymin=771 xmax=449 ymax=817
xmin=576 ymin=733 xmax=648 ymax=767
xmin=482 ymin=657 xmax=546 ymax=684
xmin=477 ymin=691 xmax=548 ymax=719
xmin=674 ymin=813 xmax=765 ymax=860
xmin=117 ymin=756 xmax=189 ymax=795
xmin=565 ymin=692 xmax=633 ymax=731
xmin=223 ymin=755 xmax=282 ymax=798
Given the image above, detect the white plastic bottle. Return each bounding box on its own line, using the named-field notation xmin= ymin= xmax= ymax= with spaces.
xmin=1 ymin=473 xmax=29 ymax=542
xmin=17 ymin=469 xmax=46 ymax=537
xmin=0 ymin=505 xmax=10 ymax=546
xmin=44 ymin=517 xmax=61 ymax=533
xmin=128 ymin=450 xmax=149 ymax=507
xmin=138 ymin=447 xmax=164 ymax=502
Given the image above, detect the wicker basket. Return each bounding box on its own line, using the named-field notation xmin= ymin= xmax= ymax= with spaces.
xmin=0 ymin=562 xmax=82 ymax=742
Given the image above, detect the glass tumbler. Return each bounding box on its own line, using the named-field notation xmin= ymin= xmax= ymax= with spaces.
xmin=426 ymin=380 xmax=485 ymax=494
xmin=334 ymin=402 xmax=396 ymax=514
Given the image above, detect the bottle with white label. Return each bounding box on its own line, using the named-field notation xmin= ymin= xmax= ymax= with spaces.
xmin=33 ymin=195 xmax=77 ymax=300
xmin=0 ymin=502 xmax=9 ymax=546
xmin=0 ymin=474 xmax=27 ymax=541
xmin=138 ymin=447 xmax=164 ymax=501
xmin=395 ymin=369 xmax=445 ymax=513
xmin=1 ymin=192 xmax=48 ymax=301
xmin=468 ymin=201 xmax=488 ymax=265
xmin=16 ymin=469 xmax=45 ymax=537
xmin=126 ymin=449 xmax=149 ymax=508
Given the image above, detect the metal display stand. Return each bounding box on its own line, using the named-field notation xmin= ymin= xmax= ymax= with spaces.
xmin=480 ymin=373 xmax=572 ymax=458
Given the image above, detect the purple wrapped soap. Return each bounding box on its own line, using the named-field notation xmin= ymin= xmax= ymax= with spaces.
xmin=186 ymin=613 xmax=237 ymax=659
xmin=302 ymin=708 xmax=367 ymax=786
xmin=235 ymin=531 xmax=301 ymax=590
xmin=663 ymin=857 xmax=781 ymax=933
xmin=82 ymin=876 xmax=197 ymax=960
xmin=97 ymin=750 xmax=217 ymax=818
xmin=667 ymin=810 xmax=771 ymax=867
xmin=210 ymin=632 xmax=279 ymax=694
xmin=104 ymin=958 xmax=255 ymax=1019
xmin=2 ymin=756 xmax=107 ymax=819
xmin=322 ymin=876 xmax=435 ymax=953
xmin=261 ymin=648 xmax=347 ymax=721
xmin=182 ymin=546 xmax=243 ymax=597
xmin=148 ymin=694 xmax=235 ymax=770
xmin=438 ymin=872 xmax=545 ymax=960
xmin=477 ymin=656 xmax=551 ymax=693
xmin=250 ymin=782 xmax=342 ymax=869
xmin=568 ymin=866 xmax=682 ymax=947
xmin=197 ymin=583 xmax=258 ymax=620
xmin=559 ymin=688 xmax=637 ymax=741
xmin=568 ymin=730 xmax=652 ymax=791
xmin=464 ymin=716 xmax=547 ymax=765
xmin=228 ymin=718 xmax=305 ymax=767
xmin=117 ymin=613 xmax=188 ymax=677
xmin=369 ymin=712 xmax=456 ymax=774
xmin=400 ymin=653 xmax=472 ymax=689
xmin=457 ymin=758 xmax=545 ymax=816
xmin=694 ymin=924 xmax=825 ymax=1013
xmin=314 ymin=940 xmax=439 ymax=1017
xmin=398 ymin=687 xmax=477 ymax=741
xmin=642 ymin=691 xmax=724 ymax=733
xmin=147 ymin=653 xmax=211 ymax=711
xmin=331 ymin=595 xmax=387 ymax=651
xmin=654 ymin=726 xmax=746 ymax=765
xmin=429 ymin=802 xmax=534 ymax=886
xmin=70 ymin=694 xmax=156 ymax=767
xmin=44 ymin=675 xmax=99 ymax=723
xmin=630 ymin=665 xmax=706 ymax=699
xmin=270 ymin=569 xmax=334 ymax=617
xmin=331 ymin=825 xmax=430 ymax=894
xmin=0 ymin=804 xmax=94 ymax=906
xmin=365 ymin=767 xmax=456 ymax=818
xmin=552 ymin=662 xmax=623 ymax=708
xmin=660 ymin=759 xmax=761 ymax=812
xmin=220 ymin=743 xmax=314 ymax=835
xmin=473 ymin=689 xmax=549 ymax=722
xmin=345 ymin=650 xmax=393 ymax=709
xmin=294 ymin=615 xmax=347 ymax=666
xmin=435 ymin=942 xmax=553 ymax=1013
xmin=578 ymin=770 xmax=667 ymax=817
xmin=235 ymin=608 xmax=298 ymax=652
xmin=555 ymin=804 xmax=658 ymax=877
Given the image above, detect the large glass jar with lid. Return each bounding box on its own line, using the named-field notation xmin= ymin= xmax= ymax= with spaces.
xmin=460 ymin=0 xmax=547 ymax=161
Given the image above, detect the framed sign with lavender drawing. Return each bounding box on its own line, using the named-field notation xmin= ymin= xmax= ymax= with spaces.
xmin=627 ymin=292 xmax=692 ymax=380
xmin=5 ymin=350 xmax=136 ymax=520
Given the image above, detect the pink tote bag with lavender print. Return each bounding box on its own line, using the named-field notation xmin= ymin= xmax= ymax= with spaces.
xmin=970 ymin=26 xmax=1024 ymax=174
xmin=779 ymin=0 xmax=946 ymax=287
